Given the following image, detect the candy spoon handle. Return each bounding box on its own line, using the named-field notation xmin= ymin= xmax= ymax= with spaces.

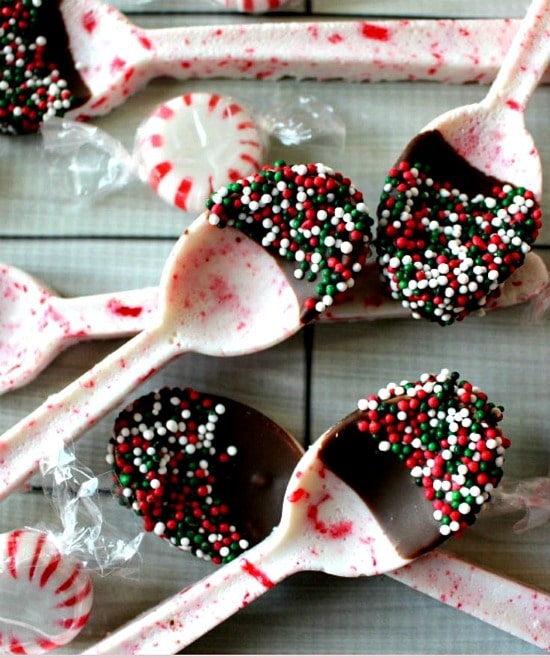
xmin=83 ymin=529 xmax=294 ymax=655
xmin=0 ymin=325 xmax=180 ymax=501
xmin=389 ymin=549 xmax=550 ymax=651
xmin=51 ymin=286 xmax=158 ymax=339
xmin=142 ymin=19 xmax=542 ymax=85
xmin=483 ymin=0 xmax=550 ymax=111
xmin=83 ymin=546 xmax=550 ymax=655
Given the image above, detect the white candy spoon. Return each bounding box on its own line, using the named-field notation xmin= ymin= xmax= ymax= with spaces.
xmin=375 ymin=0 xmax=549 ymax=326
xmin=1 ymin=250 xmax=547 ymax=396
xmin=0 ymin=162 xmax=372 ymax=501
xmin=0 ymin=528 xmax=93 ymax=654
xmin=0 ymin=262 xmax=157 ymax=394
xmin=84 ymin=369 xmax=511 ymax=654
xmin=2 ymin=0 xmax=547 ymax=134
xmin=105 ymin=384 xmax=549 ymax=652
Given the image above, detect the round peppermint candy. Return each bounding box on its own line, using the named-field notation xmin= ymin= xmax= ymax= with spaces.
xmin=0 ymin=528 xmax=93 ymax=653
xmin=134 ymin=92 xmax=264 ymax=213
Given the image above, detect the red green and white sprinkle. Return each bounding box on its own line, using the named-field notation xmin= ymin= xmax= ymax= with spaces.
xmin=376 ymin=160 xmax=542 ymax=325
xmin=357 ymin=369 xmax=510 ymax=536
xmin=205 ymin=161 xmax=374 ymax=320
xmin=0 ymin=0 xmax=83 ymax=134
xmin=107 ymin=387 xmax=250 ymax=564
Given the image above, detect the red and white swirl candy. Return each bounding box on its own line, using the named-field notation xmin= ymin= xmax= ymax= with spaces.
xmin=0 ymin=528 xmax=93 ymax=654
xmin=135 ymin=92 xmax=264 ymax=213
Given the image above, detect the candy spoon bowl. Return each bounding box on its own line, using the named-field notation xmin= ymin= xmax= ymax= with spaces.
xmin=0 ymin=162 xmax=373 ymax=501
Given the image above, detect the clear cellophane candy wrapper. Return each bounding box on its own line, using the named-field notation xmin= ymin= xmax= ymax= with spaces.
xmin=39 ymin=88 xmax=345 ymax=209
xmin=40 ymin=118 xmax=136 ymax=207
xmin=38 ymin=442 xmax=144 ymax=576
xmin=484 ymin=468 xmax=550 ymax=534
xmin=0 ymin=444 xmax=142 ymax=653
xmin=258 ymin=88 xmax=346 ymax=149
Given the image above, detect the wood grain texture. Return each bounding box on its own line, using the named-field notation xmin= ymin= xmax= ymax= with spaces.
xmin=0 ymin=1 xmax=548 ymax=654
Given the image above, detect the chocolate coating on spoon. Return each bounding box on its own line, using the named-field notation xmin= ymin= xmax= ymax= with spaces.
xmin=319 ymin=369 xmax=510 ymax=559
xmin=319 ymin=409 xmax=445 ymax=559
xmin=376 ymin=130 xmax=542 ymax=325
xmin=0 ymin=0 xmax=90 ymax=134
xmin=206 ymin=161 xmax=375 ymax=323
xmin=108 ymin=387 xmax=302 ymax=564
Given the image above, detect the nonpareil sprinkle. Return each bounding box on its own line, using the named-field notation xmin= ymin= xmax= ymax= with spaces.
xmin=107 ymin=386 xmax=249 ymax=564
xmin=357 ymin=369 xmax=510 ymax=536
xmin=0 ymin=0 xmax=90 ymax=134
xmin=376 ymin=130 xmax=542 ymax=325
xmin=206 ymin=161 xmax=374 ymax=322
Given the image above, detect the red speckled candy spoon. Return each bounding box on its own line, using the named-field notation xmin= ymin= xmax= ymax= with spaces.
xmin=0 ymin=262 xmax=157 ymax=394
xmin=0 ymin=248 xmax=547 ymax=395
xmin=1 ymin=0 xmax=546 ymax=134
xmin=85 ymin=369 xmax=511 ymax=654
xmin=376 ymin=0 xmax=549 ymax=325
xmin=102 ymin=383 xmax=550 ymax=652
xmin=1 ymin=248 xmax=546 ymax=395
xmin=0 ymin=162 xmax=373 ymax=502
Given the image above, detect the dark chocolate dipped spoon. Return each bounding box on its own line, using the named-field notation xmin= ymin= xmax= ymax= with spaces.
xmin=376 ymin=0 xmax=549 ymax=325
xmin=0 ymin=162 xmax=372 ymax=502
xmin=84 ymin=369 xmax=511 ymax=654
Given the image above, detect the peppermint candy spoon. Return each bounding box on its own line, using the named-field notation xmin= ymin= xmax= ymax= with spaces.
xmin=107 ymin=387 xmax=550 ymax=649
xmin=85 ymin=369 xmax=511 ymax=654
xmin=376 ymin=0 xmax=549 ymax=325
xmin=0 ymin=162 xmax=373 ymax=501
xmin=0 ymin=0 xmax=546 ymax=134
xmin=105 ymin=384 xmax=550 ymax=652
xmin=0 ymin=528 xmax=93 ymax=654
xmin=0 ymin=250 xmax=547 ymax=395
xmin=0 ymin=262 xmax=157 ymax=395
